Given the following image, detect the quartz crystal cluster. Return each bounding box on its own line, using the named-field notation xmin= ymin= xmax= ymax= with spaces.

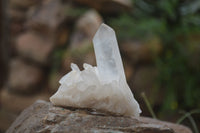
xmin=50 ymin=24 xmax=141 ymax=116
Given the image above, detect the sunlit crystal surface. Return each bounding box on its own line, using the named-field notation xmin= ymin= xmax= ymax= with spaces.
xmin=50 ymin=24 xmax=141 ymax=116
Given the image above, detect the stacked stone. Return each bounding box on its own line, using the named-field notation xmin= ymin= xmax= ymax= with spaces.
xmin=0 ymin=0 xmax=104 ymax=132
xmin=1 ymin=0 xmax=41 ymax=131
xmin=0 ymin=0 xmax=69 ymax=131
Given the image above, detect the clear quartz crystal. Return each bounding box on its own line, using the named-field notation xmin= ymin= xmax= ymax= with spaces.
xmin=50 ymin=23 xmax=141 ymax=116
xmin=93 ymin=24 xmax=125 ymax=82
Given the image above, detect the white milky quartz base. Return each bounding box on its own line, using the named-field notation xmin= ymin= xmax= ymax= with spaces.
xmin=50 ymin=24 xmax=141 ymax=116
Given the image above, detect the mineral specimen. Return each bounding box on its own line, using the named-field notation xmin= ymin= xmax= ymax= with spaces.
xmin=50 ymin=24 xmax=141 ymax=116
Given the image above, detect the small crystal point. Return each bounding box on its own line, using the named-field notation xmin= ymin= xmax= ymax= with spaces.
xmin=71 ymin=63 xmax=80 ymax=71
xmin=93 ymin=23 xmax=126 ymax=82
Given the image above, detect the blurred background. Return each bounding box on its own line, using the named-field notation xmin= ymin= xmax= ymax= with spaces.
xmin=0 ymin=0 xmax=200 ymax=132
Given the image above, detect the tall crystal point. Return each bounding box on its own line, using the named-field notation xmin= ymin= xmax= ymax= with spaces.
xmin=93 ymin=24 xmax=126 ymax=82
xmin=50 ymin=23 xmax=141 ymax=117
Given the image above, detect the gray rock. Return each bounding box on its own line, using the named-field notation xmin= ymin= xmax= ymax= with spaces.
xmin=8 ymin=58 xmax=44 ymax=93
xmin=15 ymin=32 xmax=54 ymax=65
xmin=7 ymin=100 xmax=192 ymax=133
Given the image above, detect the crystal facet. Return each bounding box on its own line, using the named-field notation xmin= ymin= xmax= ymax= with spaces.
xmin=93 ymin=24 xmax=126 ymax=82
xmin=50 ymin=23 xmax=141 ymax=116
